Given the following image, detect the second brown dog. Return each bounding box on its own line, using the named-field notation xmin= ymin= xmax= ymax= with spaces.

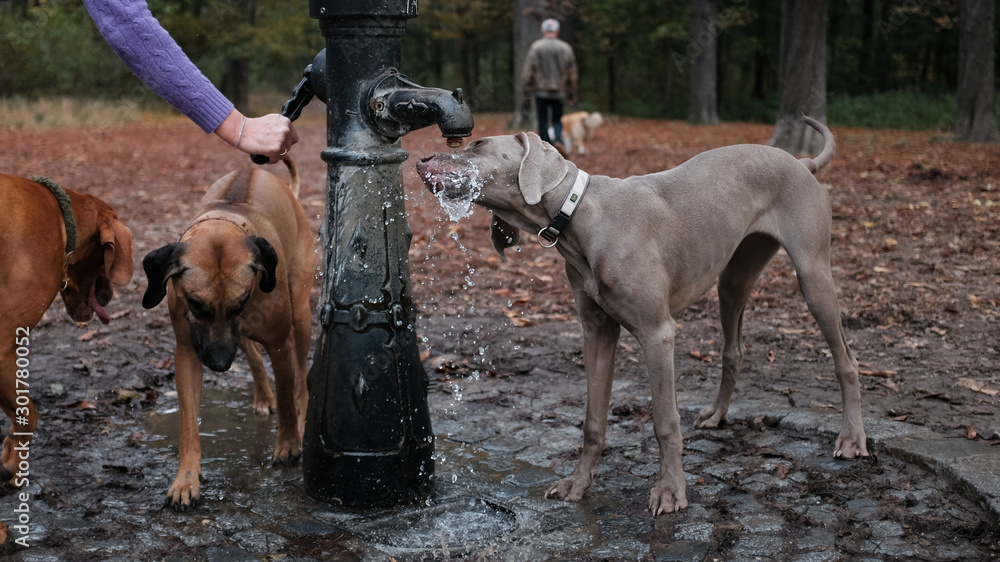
xmin=142 ymin=158 xmax=314 ymax=510
xmin=0 ymin=173 xmax=133 ymax=477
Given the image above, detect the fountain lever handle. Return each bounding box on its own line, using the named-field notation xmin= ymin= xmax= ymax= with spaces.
xmin=250 ymin=50 xmax=327 ymax=165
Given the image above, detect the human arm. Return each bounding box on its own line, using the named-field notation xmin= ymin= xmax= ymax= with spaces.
xmin=81 ymin=0 xmax=296 ymax=162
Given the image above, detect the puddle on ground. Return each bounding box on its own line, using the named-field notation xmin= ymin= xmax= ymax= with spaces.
xmin=144 ymin=386 xmax=277 ymax=479
xmin=139 ymin=381 xmax=540 ymax=558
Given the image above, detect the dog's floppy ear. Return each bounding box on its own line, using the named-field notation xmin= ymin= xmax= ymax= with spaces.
xmin=515 ymin=132 xmax=571 ymax=205
xmin=142 ymin=243 xmax=187 ymax=309
xmin=99 ymin=216 xmax=134 ymax=286
xmin=490 ymin=214 xmax=520 ymax=262
xmin=249 ymin=236 xmax=278 ymax=293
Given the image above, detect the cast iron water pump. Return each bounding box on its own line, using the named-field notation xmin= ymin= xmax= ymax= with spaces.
xmin=277 ymin=0 xmax=474 ymax=506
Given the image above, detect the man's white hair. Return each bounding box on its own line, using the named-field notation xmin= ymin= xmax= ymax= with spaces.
xmin=541 ymin=18 xmax=560 ymax=33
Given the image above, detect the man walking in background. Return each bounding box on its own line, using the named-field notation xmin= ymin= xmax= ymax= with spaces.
xmin=521 ymin=18 xmax=578 ymax=148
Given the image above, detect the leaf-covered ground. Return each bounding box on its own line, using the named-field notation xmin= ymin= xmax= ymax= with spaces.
xmin=0 ymin=114 xmax=998 ymax=556
xmin=4 ymin=112 xmax=999 ymax=440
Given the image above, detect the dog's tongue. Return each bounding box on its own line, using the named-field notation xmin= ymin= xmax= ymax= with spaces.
xmin=89 ymin=283 xmax=110 ymax=325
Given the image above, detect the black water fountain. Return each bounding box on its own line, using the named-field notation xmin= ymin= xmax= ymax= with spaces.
xmin=266 ymin=0 xmax=474 ymax=507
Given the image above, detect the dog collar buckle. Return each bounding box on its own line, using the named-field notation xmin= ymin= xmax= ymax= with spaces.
xmin=538 ymin=170 xmax=590 ymax=247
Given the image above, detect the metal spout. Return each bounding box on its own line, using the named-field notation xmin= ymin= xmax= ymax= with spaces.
xmin=365 ymin=70 xmax=474 ymax=142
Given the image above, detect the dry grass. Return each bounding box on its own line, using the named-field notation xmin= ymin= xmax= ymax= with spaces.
xmin=0 ymin=96 xmax=156 ymax=130
xmin=0 ymin=92 xmax=326 ymax=132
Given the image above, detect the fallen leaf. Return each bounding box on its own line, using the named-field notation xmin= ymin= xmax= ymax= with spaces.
xmin=860 ymin=369 xmax=897 ymax=378
xmin=152 ymin=357 xmax=173 ymax=370
xmin=956 ymin=378 xmax=1000 ymax=396
xmin=966 ymin=426 xmax=978 ymax=440
xmin=78 ymin=329 xmax=98 ymax=342
xmin=968 ymin=294 xmax=981 ymax=309
xmin=60 ymin=400 xmax=98 ymax=410
xmin=690 ymin=350 xmax=713 ymax=363
xmin=503 ymin=309 xmax=534 ymax=327
xmin=109 ymin=309 xmax=130 ymax=320
xmin=879 ymin=379 xmax=900 ymax=393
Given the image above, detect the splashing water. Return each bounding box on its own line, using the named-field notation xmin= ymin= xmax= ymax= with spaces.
xmin=423 ymin=158 xmax=484 ymax=222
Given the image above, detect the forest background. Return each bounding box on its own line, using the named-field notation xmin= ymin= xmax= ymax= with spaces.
xmin=0 ymin=0 xmax=997 ymax=133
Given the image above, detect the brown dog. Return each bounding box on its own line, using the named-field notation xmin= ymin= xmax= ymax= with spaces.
xmin=142 ymin=158 xmax=314 ymax=511
xmin=0 ymin=173 xmax=133 ymax=482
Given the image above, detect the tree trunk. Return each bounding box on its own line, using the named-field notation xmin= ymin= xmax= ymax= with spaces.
xmin=223 ymin=59 xmax=252 ymax=113
xmin=955 ymin=0 xmax=998 ymax=143
xmin=511 ymin=0 xmax=542 ymax=129
xmin=858 ymin=0 xmax=877 ymax=93
xmin=607 ymin=55 xmax=616 ymax=114
xmin=221 ymin=0 xmax=254 ymax=113
xmin=769 ymin=0 xmax=828 ymax=155
xmin=688 ymin=0 xmax=719 ymax=125
xmin=752 ymin=0 xmax=774 ymax=100
xmin=664 ymin=50 xmax=675 ymax=116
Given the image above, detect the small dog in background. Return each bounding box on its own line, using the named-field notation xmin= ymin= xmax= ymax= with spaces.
xmin=547 ymin=111 xmax=604 ymax=155
xmin=561 ymin=111 xmax=604 ymax=155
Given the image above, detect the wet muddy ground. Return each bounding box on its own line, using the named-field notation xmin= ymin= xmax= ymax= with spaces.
xmin=1 ymin=114 xmax=999 ymax=559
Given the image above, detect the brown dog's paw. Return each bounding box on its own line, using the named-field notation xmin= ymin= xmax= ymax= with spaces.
xmin=164 ymin=472 xmax=203 ymax=512
xmin=271 ymin=452 xmax=301 ymax=468
xmin=272 ymin=440 xmax=302 ymax=467
xmin=252 ymin=399 xmax=276 ymax=417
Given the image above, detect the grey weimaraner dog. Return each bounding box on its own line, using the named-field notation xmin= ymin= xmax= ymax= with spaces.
xmin=416 ymin=117 xmax=868 ymax=515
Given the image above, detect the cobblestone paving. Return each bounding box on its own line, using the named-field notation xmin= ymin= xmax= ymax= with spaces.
xmin=4 ymin=320 xmax=1000 ymax=560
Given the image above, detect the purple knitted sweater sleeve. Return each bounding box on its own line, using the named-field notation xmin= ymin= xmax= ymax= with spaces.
xmin=82 ymin=0 xmax=234 ymax=133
